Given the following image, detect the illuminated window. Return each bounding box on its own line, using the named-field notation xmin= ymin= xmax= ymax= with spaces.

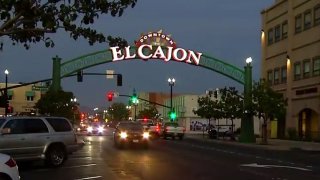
xmin=295 ymin=14 xmax=302 ymax=33
xmin=274 ymin=68 xmax=280 ymax=84
xmin=281 ymin=66 xmax=287 ymax=83
xmin=274 ymin=25 xmax=281 ymax=42
xmin=294 ymin=62 xmax=301 ymax=80
xmin=282 ymin=21 xmax=288 ymax=39
xmin=303 ymin=60 xmax=311 ymax=78
xmin=313 ymin=57 xmax=320 ymax=76
xmin=267 ymin=70 xmax=273 ymax=84
xmin=314 ymin=4 xmax=320 ymax=26
xmin=304 ymin=10 xmax=312 ymax=30
xmin=268 ymin=28 xmax=273 ymax=45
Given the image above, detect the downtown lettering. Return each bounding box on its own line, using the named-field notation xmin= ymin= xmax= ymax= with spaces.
xmin=110 ymin=45 xmax=202 ymax=65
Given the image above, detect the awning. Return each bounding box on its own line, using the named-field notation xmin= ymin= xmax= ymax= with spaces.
xmin=7 ymin=90 xmax=13 ymax=96
xmin=25 ymin=91 xmax=35 ymax=96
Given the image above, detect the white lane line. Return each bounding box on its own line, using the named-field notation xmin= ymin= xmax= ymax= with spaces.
xmin=74 ymin=176 xmax=102 ymax=180
xmin=64 ymin=163 xmax=97 ymax=169
xmin=69 ymin=156 xmax=92 ymax=160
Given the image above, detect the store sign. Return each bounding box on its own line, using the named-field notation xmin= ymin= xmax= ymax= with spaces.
xmin=110 ymin=30 xmax=202 ymax=65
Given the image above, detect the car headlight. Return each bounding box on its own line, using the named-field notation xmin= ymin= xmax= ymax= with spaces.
xmin=98 ymin=126 xmax=104 ymax=133
xmin=87 ymin=126 xmax=93 ymax=132
xmin=143 ymin=132 xmax=150 ymax=139
xmin=120 ymin=132 xmax=127 ymax=139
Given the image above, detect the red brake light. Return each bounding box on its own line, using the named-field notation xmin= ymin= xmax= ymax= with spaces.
xmin=5 ymin=158 xmax=17 ymax=168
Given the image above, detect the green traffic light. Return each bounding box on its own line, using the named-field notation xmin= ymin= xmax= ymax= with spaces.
xmin=131 ymin=96 xmax=138 ymax=104
xmin=169 ymin=111 xmax=177 ymax=120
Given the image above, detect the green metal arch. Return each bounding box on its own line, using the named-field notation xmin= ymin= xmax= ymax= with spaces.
xmin=60 ymin=47 xmax=245 ymax=85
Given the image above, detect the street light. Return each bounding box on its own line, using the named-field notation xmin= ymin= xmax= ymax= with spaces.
xmin=4 ymin=69 xmax=9 ymax=117
xmin=240 ymin=57 xmax=255 ymax=143
xmin=168 ymin=78 xmax=175 ymax=110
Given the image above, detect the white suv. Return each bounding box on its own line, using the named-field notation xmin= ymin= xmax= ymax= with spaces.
xmin=0 ymin=153 xmax=20 ymax=180
xmin=0 ymin=116 xmax=79 ymax=167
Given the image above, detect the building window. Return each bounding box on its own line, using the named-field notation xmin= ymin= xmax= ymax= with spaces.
xmin=304 ymin=10 xmax=312 ymax=30
xmin=268 ymin=28 xmax=273 ymax=45
xmin=313 ymin=57 xmax=320 ymax=76
xmin=303 ymin=60 xmax=311 ymax=78
xmin=281 ymin=66 xmax=287 ymax=83
xmin=295 ymin=14 xmax=302 ymax=33
xmin=314 ymin=4 xmax=320 ymax=26
xmin=274 ymin=68 xmax=280 ymax=84
xmin=294 ymin=62 xmax=301 ymax=80
xmin=274 ymin=25 xmax=281 ymax=42
xmin=282 ymin=21 xmax=288 ymax=39
xmin=267 ymin=70 xmax=273 ymax=84
xmin=26 ymin=96 xmax=34 ymax=101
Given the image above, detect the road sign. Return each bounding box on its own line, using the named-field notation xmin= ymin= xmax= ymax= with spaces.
xmin=113 ymin=92 xmax=119 ymax=97
xmin=32 ymin=86 xmax=49 ymax=91
xmin=106 ymin=70 xmax=114 ymax=79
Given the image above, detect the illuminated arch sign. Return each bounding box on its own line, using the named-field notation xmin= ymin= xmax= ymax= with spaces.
xmin=59 ymin=30 xmax=245 ymax=84
xmin=110 ymin=30 xmax=202 ymax=65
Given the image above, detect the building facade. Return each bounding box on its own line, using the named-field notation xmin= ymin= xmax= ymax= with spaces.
xmin=0 ymin=83 xmax=44 ymax=116
xmin=261 ymin=0 xmax=320 ymax=139
xmin=163 ymin=93 xmax=261 ymax=134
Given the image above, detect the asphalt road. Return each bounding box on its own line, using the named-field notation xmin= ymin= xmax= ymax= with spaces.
xmin=19 ymin=129 xmax=320 ymax=180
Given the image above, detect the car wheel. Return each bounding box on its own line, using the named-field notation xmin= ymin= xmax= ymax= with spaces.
xmin=0 ymin=173 xmax=11 ymax=180
xmin=45 ymin=145 xmax=66 ymax=167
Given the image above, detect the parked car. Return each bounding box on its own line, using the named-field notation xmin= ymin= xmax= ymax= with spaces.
xmin=160 ymin=122 xmax=185 ymax=140
xmin=113 ymin=121 xmax=150 ymax=149
xmin=0 ymin=116 xmax=80 ymax=167
xmin=207 ymin=126 xmax=234 ymax=139
xmin=0 ymin=153 xmax=20 ymax=180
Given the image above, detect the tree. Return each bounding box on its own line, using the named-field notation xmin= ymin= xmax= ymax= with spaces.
xmin=252 ymin=79 xmax=287 ymax=144
xmin=107 ymin=102 xmax=129 ymax=121
xmin=0 ymin=0 xmax=138 ymax=50
xmin=137 ymin=105 xmax=158 ymax=119
xmin=219 ymin=87 xmax=243 ymax=132
xmin=193 ymin=96 xmax=222 ymax=126
xmin=35 ymin=89 xmax=76 ymax=120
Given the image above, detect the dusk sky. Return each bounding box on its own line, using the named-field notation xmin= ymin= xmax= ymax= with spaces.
xmin=0 ymin=0 xmax=274 ymax=109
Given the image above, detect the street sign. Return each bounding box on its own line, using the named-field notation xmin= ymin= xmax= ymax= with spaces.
xmin=106 ymin=70 xmax=114 ymax=79
xmin=113 ymin=92 xmax=119 ymax=97
xmin=32 ymin=86 xmax=49 ymax=91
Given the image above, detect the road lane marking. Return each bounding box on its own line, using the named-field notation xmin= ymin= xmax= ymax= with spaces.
xmin=74 ymin=176 xmax=102 ymax=180
xmin=240 ymin=163 xmax=312 ymax=171
xmin=64 ymin=163 xmax=97 ymax=169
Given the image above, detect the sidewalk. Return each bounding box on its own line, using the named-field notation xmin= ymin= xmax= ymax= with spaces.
xmin=185 ymin=131 xmax=320 ymax=152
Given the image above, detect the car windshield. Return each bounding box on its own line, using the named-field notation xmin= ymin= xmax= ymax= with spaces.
xmin=118 ymin=123 xmax=143 ymax=131
xmin=0 ymin=118 xmax=5 ymax=127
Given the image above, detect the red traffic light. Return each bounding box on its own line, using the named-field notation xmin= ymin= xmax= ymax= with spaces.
xmin=107 ymin=92 xmax=113 ymax=101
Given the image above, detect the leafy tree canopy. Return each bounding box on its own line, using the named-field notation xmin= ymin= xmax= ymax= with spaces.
xmin=35 ymin=89 xmax=76 ymax=119
xmin=137 ymin=105 xmax=158 ymax=119
xmin=0 ymin=0 xmax=137 ymax=50
xmin=193 ymin=96 xmax=222 ymax=124
xmin=107 ymin=102 xmax=129 ymax=121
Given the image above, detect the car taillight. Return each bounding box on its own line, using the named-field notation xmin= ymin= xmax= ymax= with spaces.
xmin=5 ymin=158 xmax=17 ymax=168
xmin=156 ymin=125 xmax=160 ymax=132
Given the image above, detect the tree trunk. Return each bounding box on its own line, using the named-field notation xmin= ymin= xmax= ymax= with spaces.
xmin=262 ymin=115 xmax=268 ymax=144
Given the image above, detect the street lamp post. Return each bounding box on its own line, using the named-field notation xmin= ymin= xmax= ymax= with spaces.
xmin=4 ymin=69 xmax=9 ymax=117
xmin=239 ymin=57 xmax=255 ymax=143
xmin=168 ymin=78 xmax=175 ymax=112
xmin=70 ymin=97 xmax=77 ymax=125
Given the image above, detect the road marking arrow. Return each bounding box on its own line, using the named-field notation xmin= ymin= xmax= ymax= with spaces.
xmin=240 ymin=163 xmax=312 ymax=171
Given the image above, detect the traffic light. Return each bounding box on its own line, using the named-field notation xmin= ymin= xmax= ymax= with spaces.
xmin=169 ymin=110 xmax=177 ymax=121
xmin=131 ymin=92 xmax=138 ymax=104
xmin=117 ymin=74 xmax=122 ymax=86
xmin=107 ymin=92 xmax=113 ymax=101
xmin=77 ymin=70 xmax=83 ymax=82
